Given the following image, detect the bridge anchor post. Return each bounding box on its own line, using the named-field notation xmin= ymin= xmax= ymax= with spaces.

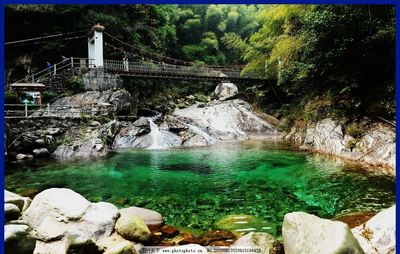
xmin=87 ymin=23 xmax=105 ymax=68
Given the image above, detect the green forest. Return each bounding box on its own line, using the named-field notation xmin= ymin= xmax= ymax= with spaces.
xmin=5 ymin=4 xmax=395 ymax=124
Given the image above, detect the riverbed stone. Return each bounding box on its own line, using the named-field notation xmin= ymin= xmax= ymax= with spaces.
xmin=214 ymin=82 xmax=238 ymax=100
xmin=232 ymin=232 xmax=283 ymax=254
xmin=282 ymin=212 xmax=364 ymax=254
xmin=119 ymin=206 xmax=164 ymax=230
xmin=161 ymin=225 xmax=180 ymax=238
xmin=32 ymin=148 xmax=50 ymax=158
xmin=199 ymin=230 xmax=236 ymax=246
xmin=5 ymin=203 xmax=21 ymax=221
xmin=115 ymin=215 xmax=151 ymax=242
xmin=16 ymin=153 xmax=33 ymax=160
xmin=351 ymin=205 xmax=395 ymax=254
xmin=5 ymin=190 xmax=32 ymax=212
xmin=22 ymin=188 xmax=119 ymax=242
xmin=5 ymin=224 xmax=36 ymax=254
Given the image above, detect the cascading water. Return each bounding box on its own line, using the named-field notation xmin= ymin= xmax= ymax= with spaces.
xmin=147 ymin=117 xmax=181 ymax=149
xmin=180 ymin=121 xmax=216 ymax=144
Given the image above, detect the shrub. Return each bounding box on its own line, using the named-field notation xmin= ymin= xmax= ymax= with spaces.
xmin=346 ymin=122 xmax=364 ymax=139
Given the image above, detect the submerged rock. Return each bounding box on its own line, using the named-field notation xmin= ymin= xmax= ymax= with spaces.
xmin=282 ymin=212 xmax=364 ymax=254
xmin=351 ymin=205 xmax=395 ymax=254
xmin=199 ymin=230 xmax=236 ymax=246
xmin=232 ymin=232 xmax=283 ymax=254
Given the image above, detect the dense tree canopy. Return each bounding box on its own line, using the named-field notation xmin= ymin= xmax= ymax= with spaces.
xmin=5 ymin=4 xmax=395 ymax=119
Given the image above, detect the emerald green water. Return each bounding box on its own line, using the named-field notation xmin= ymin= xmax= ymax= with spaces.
xmin=5 ymin=140 xmax=395 ymax=236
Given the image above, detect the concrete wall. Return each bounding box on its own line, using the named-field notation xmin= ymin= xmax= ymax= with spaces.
xmin=83 ymin=68 xmax=121 ymax=91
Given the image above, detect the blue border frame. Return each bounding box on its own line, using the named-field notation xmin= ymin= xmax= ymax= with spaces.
xmin=1 ymin=2 xmax=398 ymax=254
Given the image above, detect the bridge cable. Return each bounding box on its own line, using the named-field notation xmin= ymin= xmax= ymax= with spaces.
xmin=6 ymin=35 xmax=87 ymax=48
xmin=104 ymin=32 xmax=244 ymax=70
xmin=5 ymin=30 xmax=87 ymax=46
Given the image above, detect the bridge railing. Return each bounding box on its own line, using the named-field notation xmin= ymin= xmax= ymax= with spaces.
xmin=103 ymin=59 xmax=245 ymax=79
xmin=4 ymin=103 xmax=114 ymax=119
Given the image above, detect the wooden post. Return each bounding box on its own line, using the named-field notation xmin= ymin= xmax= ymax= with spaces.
xmin=53 ymin=64 xmax=57 ymax=75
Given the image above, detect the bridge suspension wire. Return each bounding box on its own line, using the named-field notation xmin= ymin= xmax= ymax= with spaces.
xmin=5 ymin=30 xmax=87 ymax=46
xmin=104 ymin=32 xmax=245 ymax=70
xmin=104 ymin=31 xmax=193 ymax=66
xmin=105 ymin=42 xmax=174 ymax=65
xmin=6 ymin=35 xmax=87 ymax=48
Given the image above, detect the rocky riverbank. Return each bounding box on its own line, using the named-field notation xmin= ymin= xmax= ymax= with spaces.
xmin=5 ymin=188 xmax=395 ymax=254
xmin=5 ymin=82 xmax=395 ymax=176
xmin=284 ymin=118 xmax=396 ymax=176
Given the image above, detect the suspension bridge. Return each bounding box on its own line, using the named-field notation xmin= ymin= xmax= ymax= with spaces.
xmin=5 ymin=24 xmax=272 ymax=118
xmin=8 ymin=24 xmax=266 ymax=86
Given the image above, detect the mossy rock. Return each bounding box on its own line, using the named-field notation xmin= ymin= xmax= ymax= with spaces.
xmin=115 ymin=215 xmax=151 ymax=242
xmin=214 ymin=214 xmax=278 ymax=236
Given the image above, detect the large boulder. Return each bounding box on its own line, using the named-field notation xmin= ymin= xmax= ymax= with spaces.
xmin=232 ymin=232 xmax=283 ymax=254
xmin=171 ymin=99 xmax=279 ymax=143
xmin=115 ymin=215 xmax=151 ymax=242
xmin=103 ymin=241 xmax=137 ymax=254
xmin=22 ymin=188 xmax=119 ymax=249
xmin=5 ymin=190 xmax=32 ymax=212
xmin=282 ymin=212 xmax=364 ymax=254
xmin=119 ymin=206 xmax=164 ymax=230
xmin=4 ymin=224 xmax=36 ymax=254
xmin=214 ymin=82 xmax=238 ymax=100
xmin=352 ymin=205 xmax=395 ymax=254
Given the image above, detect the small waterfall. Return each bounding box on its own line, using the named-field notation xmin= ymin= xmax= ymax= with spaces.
xmin=147 ymin=117 xmax=181 ymax=149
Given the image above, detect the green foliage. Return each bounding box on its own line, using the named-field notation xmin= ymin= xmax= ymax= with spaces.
xmin=4 ymin=90 xmax=19 ymax=104
xmin=42 ymin=91 xmax=57 ymax=103
xmin=346 ymin=122 xmax=364 ymax=139
xmin=64 ymin=76 xmax=84 ymax=95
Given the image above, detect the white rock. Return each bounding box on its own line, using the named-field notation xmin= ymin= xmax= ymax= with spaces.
xmin=22 ymin=188 xmax=119 ymax=242
xmin=282 ymin=212 xmax=364 ymax=254
xmin=214 ymin=82 xmax=238 ymax=100
xmin=352 ymin=205 xmax=395 ymax=254
xmin=5 ymin=190 xmax=32 ymax=212
xmin=172 ymin=99 xmax=277 ymax=142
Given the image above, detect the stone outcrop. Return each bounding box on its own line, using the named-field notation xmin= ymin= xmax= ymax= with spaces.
xmin=282 ymin=211 xmax=365 ymax=254
xmin=21 ymin=188 xmax=119 ymax=253
xmin=53 ymin=125 xmax=110 ymax=160
xmin=32 ymin=89 xmax=135 ymax=118
xmin=299 ymin=119 xmax=395 ymax=175
xmin=232 ymin=232 xmax=283 ymax=254
xmin=352 ymin=205 xmax=395 ymax=254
